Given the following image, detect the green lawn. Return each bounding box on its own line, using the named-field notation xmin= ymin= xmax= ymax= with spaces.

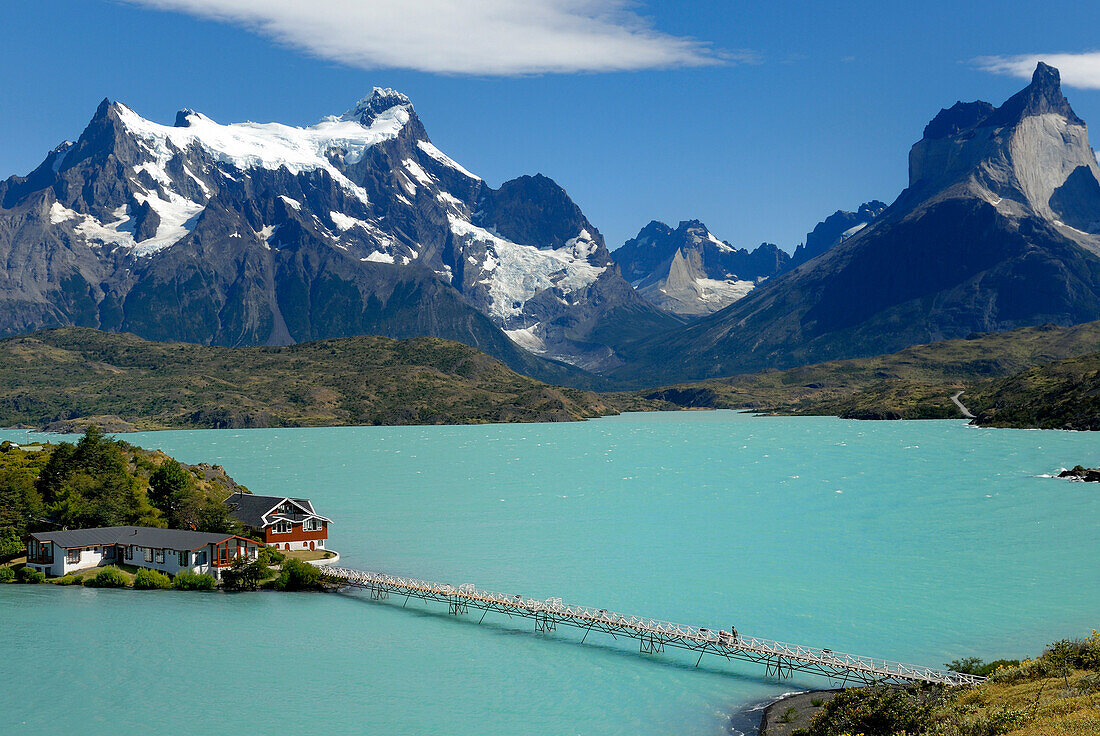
xmin=284 ymin=549 xmax=336 ymax=562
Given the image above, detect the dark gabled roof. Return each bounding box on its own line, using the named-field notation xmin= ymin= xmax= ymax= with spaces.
xmin=225 ymin=493 xmax=277 ymax=527
xmin=28 ymin=526 xmax=252 ymax=551
xmin=224 ymin=493 xmax=327 ymax=528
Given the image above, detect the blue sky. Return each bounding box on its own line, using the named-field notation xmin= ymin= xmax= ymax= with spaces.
xmin=5 ymin=1 xmax=1100 ymax=251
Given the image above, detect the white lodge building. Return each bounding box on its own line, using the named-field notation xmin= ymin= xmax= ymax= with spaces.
xmin=24 ymin=527 xmax=260 ymax=579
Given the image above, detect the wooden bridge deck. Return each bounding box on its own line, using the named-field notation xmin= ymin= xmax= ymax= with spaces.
xmin=326 ymin=565 xmax=985 ymax=687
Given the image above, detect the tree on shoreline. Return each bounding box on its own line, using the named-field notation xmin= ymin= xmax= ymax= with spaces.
xmin=148 ymin=457 xmax=235 ymax=534
xmin=0 ymin=442 xmax=47 ymax=557
xmin=1 ymin=427 xmax=244 ymax=555
xmin=36 ymin=426 xmax=157 ymax=529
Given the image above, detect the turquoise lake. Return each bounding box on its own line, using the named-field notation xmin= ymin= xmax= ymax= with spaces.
xmin=1 ymin=412 xmax=1098 ymax=735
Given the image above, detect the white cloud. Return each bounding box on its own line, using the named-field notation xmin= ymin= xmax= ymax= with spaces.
xmin=974 ymin=52 xmax=1100 ymax=90
xmin=123 ymin=0 xmax=735 ymax=75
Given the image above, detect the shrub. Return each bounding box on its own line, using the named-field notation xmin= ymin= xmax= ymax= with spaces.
xmin=16 ymin=565 xmax=45 ymax=584
xmin=947 ymin=657 xmax=1022 ymax=678
xmin=1044 ymin=639 xmax=1080 ymax=684
xmin=258 ymin=545 xmax=285 ymax=566
xmin=794 ymin=686 xmax=939 ymax=736
xmin=221 ymin=557 xmax=269 ymax=591
xmin=84 ymin=566 xmax=129 ymax=588
xmin=0 ymin=566 xmax=15 ymax=583
xmin=978 ymin=706 xmax=1034 ymax=735
xmin=998 ymin=658 xmax=1048 ymax=683
xmin=54 ymin=574 xmax=84 ymax=586
xmin=1078 ymin=630 xmax=1100 ymax=671
xmin=133 ymin=568 xmax=172 ymax=590
xmin=810 ymin=697 xmax=825 ymax=707
xmin=172 ymin=570 xmax=216 ymax=591
xmin=1076 ymin=672 xmax=1100 ymax=694
xmin=778 ymin=706 xmax=798 ymax=723
xmin=273 ymin=558 xmax=328 ymax=591
xmin=992 ymin=632 xmax=1100 ymax=685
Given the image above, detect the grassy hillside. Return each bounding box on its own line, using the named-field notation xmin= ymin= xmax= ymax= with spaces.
xmin=640 ymin=322 xmax=1100 ymax=421
xmin=0 ymin=328 xmax=622 ymax=431
xmin=971 ymin=351 xmax=1100 ymax=430
xmin=4 ymin=323 xmax=1096 ymax=432
xmin=765 ymin=632 xmax=1100 ymax=736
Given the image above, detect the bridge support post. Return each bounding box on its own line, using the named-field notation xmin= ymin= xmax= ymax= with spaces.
xmin=765 ymin=657 xmax=794 ymax=680
xmin=448 ymin=599 xmax=468 ymax=616
xmin=640 ymin=635 xmax=664 ymax=654
xmin=534 ymin=613 xmax=556 ymax=632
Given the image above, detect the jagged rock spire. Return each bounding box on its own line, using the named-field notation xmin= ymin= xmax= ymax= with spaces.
xmin=923 ymin=63 xmax=1083 ymax=140
xmin=985 ymin=61 xmax=1083 ymax=127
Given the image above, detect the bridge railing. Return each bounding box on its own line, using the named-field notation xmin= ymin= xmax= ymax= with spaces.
xmin=323 ymin=566 xmax=984 ymax=686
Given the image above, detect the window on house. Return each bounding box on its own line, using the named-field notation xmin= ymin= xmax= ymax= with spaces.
xmin=178 ymin=551 xmax=190 ymax=567
xmin=66 ymin=549 xmax=80 ymax=564
xmin=273 ymin=520 xmax=292 ymax=534
xmin=304 ymin=518 xmax=323 ymax=532
xmin=155 ymin=549 xmax=165 ymax=564
xmin=197 ymin=550 xmax=206 ymax=565
xmin=144 ymin=547 xmax=154 ymax=563
xmin=125 ymin=546 xmax=133 ymax=561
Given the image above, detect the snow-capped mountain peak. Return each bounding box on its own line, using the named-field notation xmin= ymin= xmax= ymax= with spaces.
xmin=114 ymin=101 xmax=410 ymax=177
xmin=0 ymin=89 xmax=673 ymax=370
xmin=337 ymin=87 xmax=413 ymax=125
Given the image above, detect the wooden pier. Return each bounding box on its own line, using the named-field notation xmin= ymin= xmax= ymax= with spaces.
xmin=325 ymin=565 xmax=985 ymax=687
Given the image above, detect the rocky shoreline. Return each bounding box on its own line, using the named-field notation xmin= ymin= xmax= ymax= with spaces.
xmin=752 ymin=689 xmax=839 ymax=736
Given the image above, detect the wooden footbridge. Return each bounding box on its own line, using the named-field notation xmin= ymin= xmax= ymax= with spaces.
xmin=325 ymin=566 xmax=985 ymax=687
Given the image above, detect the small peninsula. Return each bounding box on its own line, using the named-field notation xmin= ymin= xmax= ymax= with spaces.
xmin=0 ymin=427 xmax=336 ymax=592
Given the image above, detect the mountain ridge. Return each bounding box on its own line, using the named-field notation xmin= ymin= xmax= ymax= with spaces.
xmin=0 ymin=88 xmax=675 ymax=379
xmin=784 ymin=200 xmax=886 ymax=272
xmin=3 ymin=67 xmax=1100 ymax=390
xmin=608 ymin=62 xmax=1100 ymax=386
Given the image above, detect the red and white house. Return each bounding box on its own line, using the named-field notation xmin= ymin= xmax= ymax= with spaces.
xmin=225 ymin=493 xmax=331 ymax=551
